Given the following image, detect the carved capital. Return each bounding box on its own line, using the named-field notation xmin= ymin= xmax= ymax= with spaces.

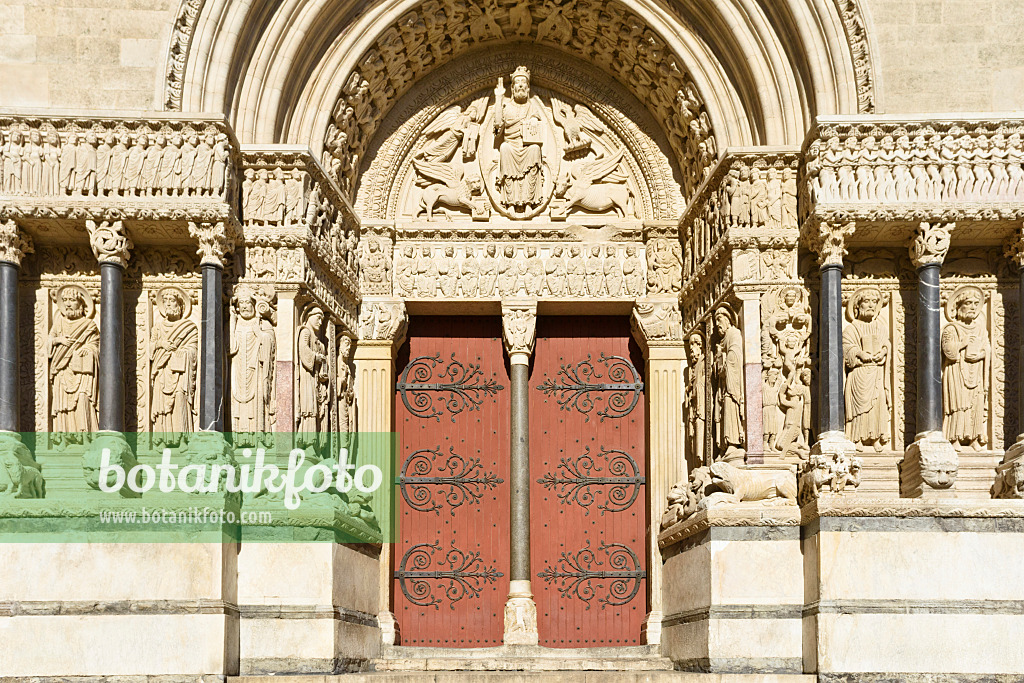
xmin=0 ymin=219 xmax=34 ymax=267
xmin=358 ymin=299 xmax=407 ymax=344
xmin=501 ymin=301 xmax=537 ymax=358
xmin=188 ymin=221 xmax=234 ymax=268
xmin=631 ymin=300 xmax=683 ymax=350
xmin=806 ymin=219 xmax=855 ymax=267
xmin=1004 ymin=225 xmax=1024 ymax=269
xmin=86 ymin=220 xmax=132 ymax=268
xmin=909 ymin=222 xmax=953 ymax=269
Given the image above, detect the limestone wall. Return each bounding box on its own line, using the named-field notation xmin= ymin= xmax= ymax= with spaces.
xmin=0 ymin=0 xmax=178 ymax=110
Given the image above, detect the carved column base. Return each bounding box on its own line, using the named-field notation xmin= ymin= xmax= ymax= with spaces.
xmin=900 ymin=431 xmax=958 ymax=499
xmin=83 ymin=431 xmax=138 ymax=497
xmin=503 ymin=580 xmax=539 ymax=646
xmin=641 ymin=609 xmax=663 ymax=645
xmin=377 ymin=610 xmax=400 ymax=646
xmin=993 ymin=435 xmax=1024 ymax=499
xmin=810 ymin=430 xmax=857 ymax=459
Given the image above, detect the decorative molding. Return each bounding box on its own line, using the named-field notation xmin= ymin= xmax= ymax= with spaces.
xmin=164 ymin=0 xmax=206 ymax=111
xmin=833 ymin=0 xmax=876 ymax=114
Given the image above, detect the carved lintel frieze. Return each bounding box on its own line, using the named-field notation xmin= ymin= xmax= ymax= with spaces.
xmin=188 ymin=220 xmax=234 ymax=267
xmin=909 ymin=222 xmax=953 ymax=269
xmin=806 ymin=219 xmax=855 ymax=267
xmin=501 ymin=301 xmax=537 ymax=358
xmin=0 ymin=219 xmax=33 ymax=267
xmin=631 ymin=300 xmax=683 ymax=350
xmin=358 ymin=299 xmax=407 ymax=344
xmin=86 ymin=219 xmax=132 ymax=268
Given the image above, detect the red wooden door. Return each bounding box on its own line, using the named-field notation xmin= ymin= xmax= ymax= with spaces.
xmin=530 ymin=316 xmax=647 ymax=647
xmin=392 ymin=316 xmax=510 ymax=646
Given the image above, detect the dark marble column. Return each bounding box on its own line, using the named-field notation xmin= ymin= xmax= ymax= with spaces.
xmin=0 ymin=220 xmax=30 ymax=433
xmin=916 ymin=262 xmax=943 ymax=433
xmin=189 ymin=221 xmax=233 ymax=432
xmin=99 ymin=261 xmax=126 ymax=431
xmin=818 ymin=262 xmax=845 ymax=435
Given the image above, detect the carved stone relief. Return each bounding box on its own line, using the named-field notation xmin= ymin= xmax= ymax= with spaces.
xmin=47 ymin=284 xmax=100 ymax=444
xmin=712 ymin=304 xmax=744 ymax=461
xmin=685 ymin=332 xmax=707 ymax=468
xmin=941 ymin=285 xmax=991 ymax=451
xmin=149 ymin=286 xmax=198 ymax=445
xmin=229 ymin=284 xmax=277 ymax=441
xmin=761 ymin=286 xmax=812 ymax=456
xmin=843 ymin=286 xmax=891 ymax=451
xmin=297 ymin=304 xmax=329 ymax=450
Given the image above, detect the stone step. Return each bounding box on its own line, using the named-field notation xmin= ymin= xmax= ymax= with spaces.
xmin=233 ymin=674 xmax=815 ymax=682
xmin=370 ymin=644 xmax=674 ymax=673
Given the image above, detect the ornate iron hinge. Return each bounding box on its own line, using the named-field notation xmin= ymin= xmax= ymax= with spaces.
xmin=395 ymin=541 xmax=504 ymax=609
xmin=398 ymin=446 xmax=504 ymax=515
xmin=537 ymin=541 xmax=645 ymax=610
xmin=536 ymin=352 xmax=643 ymax=421
xmin=537 ymin=446 xmax=645 ymax=515
xmin=397 ymin=352 xmax=504 ymax=422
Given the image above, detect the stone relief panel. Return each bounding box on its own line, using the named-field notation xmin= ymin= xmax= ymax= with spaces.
xmin=296 ymin=303 xmax=330 ymax=451
xmin=149 ymin=287 xmax=199 ymax=446
xmin=392 ymin=241 xmax=645 ymax=298
xmin=46 ymin=284 xmax=100 ymax=445
xmin=761 ymin=286 xmax=812 ymax=457
xmin=229 ymin=284 xmax=277 ymax=444
xmin=843 ymin=286 xmax=891 ymax=452
xmin=684 ymin=331 xmax=707 ymax=469
xmin=941 ymin=286 xmax=990 ymax=451
xmin=711 ymin=304 xmax=744 ymax=462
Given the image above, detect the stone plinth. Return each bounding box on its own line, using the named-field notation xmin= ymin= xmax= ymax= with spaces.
xmin=659 ymin=503 xmax=804 ymax=673
xmin=802 ymin=496 xmax=1024 ymax=680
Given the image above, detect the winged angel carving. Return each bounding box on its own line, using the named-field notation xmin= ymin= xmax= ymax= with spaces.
xmin=411 ymin=97 xmax=488 ymax=219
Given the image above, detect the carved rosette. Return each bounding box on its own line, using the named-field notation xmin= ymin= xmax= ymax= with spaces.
xmin=0 ymin=219 xmax=34 ymax=267
xmin=87 ymin=220 xmax=132 ymax=268
xmin=358 ymin=300 xmax=408 ymax=343
xmin=909 ymin=222 xmax=953 ymax=269
xmin=189 ymin=221 xmax=234 ymax=268
xmin=501 ymin=302 xmax=537 ymax=358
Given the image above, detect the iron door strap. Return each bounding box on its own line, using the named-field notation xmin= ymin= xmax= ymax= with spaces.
xmin=395 ymin=541 xmax=504 ymax=610
xmin=537 ymin=541 xmax=645 ymax=610
xmin=537 ymin=446 xmax=645 ymax=515
xmin=398 ymin=446 xmax=504 ymax=515
xmin=536 ymin=352 xmax=643 ymax=421
xmin=397 ymin=352 xmax=504 ymax=422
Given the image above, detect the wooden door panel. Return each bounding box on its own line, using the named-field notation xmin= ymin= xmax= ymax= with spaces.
xmin=392 ymin=316 xmax=510 ymax=647
xmin=530 ymin=316 xmax=647 ymax=647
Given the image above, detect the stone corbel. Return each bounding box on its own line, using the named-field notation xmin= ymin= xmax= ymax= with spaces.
xmin=909 ymin=221 xmax=953 ymax=269
xmin=357 ymin=299 xmax=408 ymax=349
xmin=501 ymin=300 xmax=537 ymax=360
xmin=630 ymin=299 xmax=683 ymax=353
xmin=804 ymin=217 xmax=856 ymax=267
xmin=86 ymin=220 xmax=132 ymax=268
xmin=188 ymin=220 xmax=235 ymax=268
xmin=0 ymin=218 xmax=34 ymax=267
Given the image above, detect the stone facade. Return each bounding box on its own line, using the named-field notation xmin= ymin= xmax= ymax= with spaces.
xmin=2 ymin=0 xmax=1024 ymax=680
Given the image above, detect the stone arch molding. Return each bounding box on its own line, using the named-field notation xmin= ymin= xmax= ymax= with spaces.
xmin=356 ymin=47 xmax=684 ymax=222
xmin=172 ymin=0 xmax=875 ymax=203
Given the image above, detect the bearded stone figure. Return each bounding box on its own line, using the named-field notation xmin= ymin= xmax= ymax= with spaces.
xmin=151 ymin=287 xmax=197 ymax=445
xmin=686 ymin=333 xmax=707 ymax=466
xmin=843 ymin=287 xmax=890 ymax=451
xmin=229 ymin=285 xmax=277 ymax=442
xmin=493 ymin=66 xmax=546 ymax=210
xmin=296 ymin=305 xmax=328 ymax=446
xmin=47 ymin=285 xmax=99 ymax=444
xmin=941 ymin=286 xmax=990 ymax=450
xmin=713 ymin=305 xmax=744 ymax=460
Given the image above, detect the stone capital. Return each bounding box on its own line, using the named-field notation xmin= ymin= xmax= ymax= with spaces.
xmin=806 ymin=219 xmax=855 ymax=267
xmin=188 ymin=221 xmax=235 ymax=268
xmin=0 ymin=219 xmax=34 ymax=267
xmin=501 ymin=300 xmax=537 ymax=359
xmin=631 ymin=299 xmax=683 ymax=353
xmin=909 ymin=222 xmax=953 ymax=269
xmin=86 ymin=220 xmax=132 ymax=268
xmin=358 ymin=299 xmax=408 ymax=346
xmin=1004 ymin=225 xmax=1024 ymax=269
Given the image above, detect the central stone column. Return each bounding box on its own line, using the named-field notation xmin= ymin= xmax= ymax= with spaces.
xmin=189 ymin=221 xmax=234 ymax=431
xmin=995 ymin=227 xmax=1024 ymax=497
xmin=901 ymin=222 xmax=958 ymax=498
xmin=631 ymin=300 xmax=686 ymax=647
xmin=501 ymin=300 xmax=538 ymax=646
xmin=0 ymin=219 xmax=32 ymax=433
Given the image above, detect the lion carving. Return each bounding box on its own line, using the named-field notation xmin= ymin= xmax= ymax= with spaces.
xmin=993 ymin=459 xmax=1024 ymax=499
xmin=698 ymin=461 xmax=797 ymax=509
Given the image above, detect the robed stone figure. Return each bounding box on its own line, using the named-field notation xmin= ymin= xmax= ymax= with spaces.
xmin=493 ymin=66 xmax=546 ymax=210
xmin=151 ymin=287 xmax=197 ymax=444
xmin=942 ymin=287 xmax=989 ymax=450
xmin=713 ymin=306 xmax=744 ymax=460
xmin=296 ymin=306 xmax=328 ymax=448
xmin=843 ymin=288 xmax=890 ymax=451
xmin=48 ymin=286 xmax=99 ymax=444
xmin=229 ymin=286 xmax=276 ymax=441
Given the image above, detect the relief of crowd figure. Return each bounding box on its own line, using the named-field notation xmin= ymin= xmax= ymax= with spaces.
xmin=942 ymin=286 xmax=990 ymax=451
xmin=47 ymin=285 xmax=99 ymax=445
xmin=843 ymin=287 xmax=891 ymax=451
xmin=151 ymin=287 xmax=198 ymax=445
xmin=243 ymin=168 xmax=305 ymax=225
xmin=393 ymin=243 xmax=646 ymax=298
xmin=0 ymin=126 xmax=231 ymax=197
xmin=805 ymin=132 xmax=1024 ymax=204
xmin=761 ymin=286 xmax=813 ymax=456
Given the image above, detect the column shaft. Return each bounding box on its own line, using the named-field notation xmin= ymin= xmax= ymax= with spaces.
xmin=818 ymin=264 xmax=845 ymax=434
xmin=1019 ymin=268 xmax=1024 ymax=432
xmin=199 ymin=263 xmax=224 ymax=431
xmin=99 ymin=262 xmax=125 ymax=432
xmin=917 ymin=264 xmax=943 ymax=433
xmin=0 ymin=262 xmax=19 ymax=432
xmin=509 ymin=358 xmax=530 ymax=582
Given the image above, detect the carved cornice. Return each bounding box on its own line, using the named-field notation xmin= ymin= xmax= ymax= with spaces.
xmin=501 ymin=301 xmax=537 ymax=358
xmin=0 ymin=219 xmax=34 ymax=267
xmin=86 ymin=220 xmax=132 ymax=268
xmin=188 ymin=220 xmax=234 ymax=268
xmin=909 ymin=221 xmax=953 ymax=268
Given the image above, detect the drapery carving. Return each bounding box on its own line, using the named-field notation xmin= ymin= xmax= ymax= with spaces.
xmin=150 ymin=286 xmax=197 ymax=445
xmin=297 ymin=304 xmax=329 ymax=450
xmin=47 ymin=285 xmax=99 ymax=444
xmin=942 ymin=286 xmax=990 ymax=450
xmin=761 ymin=286 xmax=812 ymax=456
xmin=843 ymin=286 xmax=891 ymax=451
xmin=229 ymin=284 xmax=277 ymax=441
xmin=712 ymin=304 xmax=744 ymax=461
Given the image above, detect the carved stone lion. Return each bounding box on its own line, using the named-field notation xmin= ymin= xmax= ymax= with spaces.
xmin=699 ymin=461 xmax=797 ymax=508
xmin=992 ymin=459 xmax=1024 ymax=499
xmin=0 ymin=437 xmax=45 ymax=499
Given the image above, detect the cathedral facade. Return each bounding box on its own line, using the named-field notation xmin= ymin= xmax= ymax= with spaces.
xmin=2 ymin=0 xmax=1024 ymax=679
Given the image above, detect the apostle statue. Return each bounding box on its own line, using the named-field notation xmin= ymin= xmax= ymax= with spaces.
xmin=151 ymin=287 xmax=197 ymax=444
xmin=713 ymin=305 xmax=744 ymax=460
xmin=941 ymin=286 xmax=989 ymax=450
xmin=229 ymin=285 xmax=277 ymax=443
xmin=493 ymin=66 xmax=546 ymax=211
xmin=686 ymin=332 xmax=707 ymax=466
xmin=843 ymin=287 xmax=890 ymax=451
xmin=47 ymin=285 xmax=99 ymax=445
xmin=297 ymin=305 xmax=329 ymax=452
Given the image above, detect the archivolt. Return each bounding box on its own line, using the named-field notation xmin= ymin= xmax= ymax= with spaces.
xmin=173 ymin=0 xmax=874 ymax=203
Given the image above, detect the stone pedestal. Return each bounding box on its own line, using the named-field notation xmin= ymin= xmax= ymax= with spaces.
xmin=900 ymin=431 xmax=959 ymax=499
xmin=659 ymin=504 xmax=803 ymax=673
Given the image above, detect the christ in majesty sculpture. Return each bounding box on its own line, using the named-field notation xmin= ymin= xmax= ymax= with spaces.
xmin=493 ymin=66 xmax=546 ymax=211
